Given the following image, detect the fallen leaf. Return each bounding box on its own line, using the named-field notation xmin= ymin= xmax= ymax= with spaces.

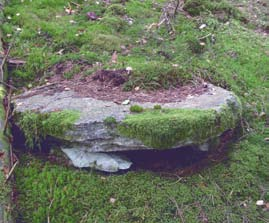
xmin=111 ymin=51 xmax=118 ymax=64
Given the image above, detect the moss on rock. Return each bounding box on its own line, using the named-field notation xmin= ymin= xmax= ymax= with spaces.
xmin=17 ymin=110 xmax=80 ymax=149
xmin=118 ymin=102 xmax=241 ymax=149
xmin=130 ymin=104 xmax=144 ymax=113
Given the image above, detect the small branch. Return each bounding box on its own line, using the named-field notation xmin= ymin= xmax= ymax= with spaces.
xmin=3 ymin=87 xmax=12 ymax=134
xmin=47 ymin=198 xmax=54 ymax=223
xmin=70 ymin=1 xmax=81 ymax=7
xmin=198 ymin=33 xmax=212 ymax=40
xmin=174 ymin=0 xmax=180 ymax=17
xmin=0 ymin=80 xmax=17 ymax=90
xmin=5 ymin=160 xmax=19 ymax=183
xmin=0 ymin=33 xmax=17 ymax=82
xmin=169 ymin=197 xmax=185 ymax=223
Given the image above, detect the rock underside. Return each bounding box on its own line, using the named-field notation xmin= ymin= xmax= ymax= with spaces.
xmin=12 ymin=84 xmax=242 ymax=172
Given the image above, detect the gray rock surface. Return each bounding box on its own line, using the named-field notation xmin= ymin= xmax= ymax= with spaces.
xmin=62 ymin=148 xmax=132 ymax=172
xmin=13 ymin=84 xmax=241 ymax=153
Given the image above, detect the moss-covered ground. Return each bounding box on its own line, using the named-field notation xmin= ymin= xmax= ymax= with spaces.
xmin=1 ymin=0 xmax=269 ymax=222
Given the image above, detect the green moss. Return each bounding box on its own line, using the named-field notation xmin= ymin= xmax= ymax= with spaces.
xmin=14 ymin=128 xmax=269 ymax=223
xmin=92 ymin=34 xmax=123 ymax=52
xmin=123 ymin=62 xmax=191 ymax=90
xmin=17 ymin=110 xmax=80 ymax=149
xmin=188 ymin=38 xmax=206 ymax=54
xmin=119 ymin=106 xmax=239 ymax=149
xmin=103 ymin=116 xmax=117 ymax=127
xmin=154 ymin=104 xmax=162 ymax=110
xmin=105 ymin=4 xmax=127 ymax=16
xmin=101 ymin=16 xmax=127 ymax=32
xmin=5 ymin=0 xmax=269 ymax=222
xmin=129 ymin=104 xmax=144 ymax=113
xmin=183 ymin=0 xmax=244 ymax=21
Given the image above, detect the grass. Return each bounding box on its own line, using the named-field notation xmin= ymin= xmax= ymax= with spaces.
xmin=2 ymin=0 xmax=269 ymax=222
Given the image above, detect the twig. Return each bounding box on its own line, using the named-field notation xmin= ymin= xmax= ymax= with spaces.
xmin=169 ymin=197 xmax=185 ymax=223
xmin=47 ymin=198 xmax=54 ymax=223
xmin=0 ymin=80 xmax=17 ymax=89
xmin=3 ymin=87 xmax=12 ymax=134
xmin=174 ymin=0 xmax=180 ymax=17
xmin=5 ymin=160 xmax=18 ymax=183
xmin=198 ymin=33 xmax=212 ymax=40
xmin=0 ymin=33 xmax=17 ymax=82
xmin=70 ymin=1 xmax=81 ymax=7
xmin=257 ymin=217 xmax=269 ymax=223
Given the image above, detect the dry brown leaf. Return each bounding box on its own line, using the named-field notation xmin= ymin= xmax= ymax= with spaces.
xmin=111 ymin=51 xmax=118 ymax=64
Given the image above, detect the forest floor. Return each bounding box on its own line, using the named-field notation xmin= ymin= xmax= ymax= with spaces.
xmin=1 ymin=0 xmax=269 ymax=222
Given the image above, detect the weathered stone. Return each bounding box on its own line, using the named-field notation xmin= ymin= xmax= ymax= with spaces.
xmin=62 ymin=148 xmax=132 ymax=172
xmin=13 ymin=84 xmax=242 ymax=153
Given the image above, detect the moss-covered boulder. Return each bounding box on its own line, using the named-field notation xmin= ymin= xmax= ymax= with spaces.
xmin=12 ymin=84 xmax=241 ymax=153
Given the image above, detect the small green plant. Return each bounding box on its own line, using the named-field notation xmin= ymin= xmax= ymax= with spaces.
xmin=18 ymin=110 xmax=80 ymax=149
xmin=153 ymin=105 xmax=162 ymax=110
xmin=130 ymin=105 xmax=144 ymax=113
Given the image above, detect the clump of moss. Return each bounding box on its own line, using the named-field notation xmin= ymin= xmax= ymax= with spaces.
xmin=123 ymin=62 xmax=191 ymax=91
xmin=183 ymin=0 xmax=243 ymax=21
xmin=154 ymin=105 xmax=162 ymax=110
xmin=119 ymin=106 xmax=239 ymax=149
xmin=130 ymin=105 xmax=144 ymax=113
xmin=101 ymin=16 xmax=127 ymax=32
xmin=105 ymin=4 xmax=126 ymax=16
xmin=188 ymin=39 xmax=206 ymax=54
xmin=92 ymin=34 xmax=123 ymax=52
xmin=104 ymin=116 xmax=117 ymax=127
xmin=17 ymin=110 xmax=80 ymax=149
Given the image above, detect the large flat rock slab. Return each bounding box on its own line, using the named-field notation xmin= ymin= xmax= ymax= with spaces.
xmin=13 ymin=84 xmax=242 ymax=152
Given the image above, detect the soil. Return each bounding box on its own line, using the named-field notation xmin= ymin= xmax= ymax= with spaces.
xmin=19 ymin=61 xmax=209 ymax=104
